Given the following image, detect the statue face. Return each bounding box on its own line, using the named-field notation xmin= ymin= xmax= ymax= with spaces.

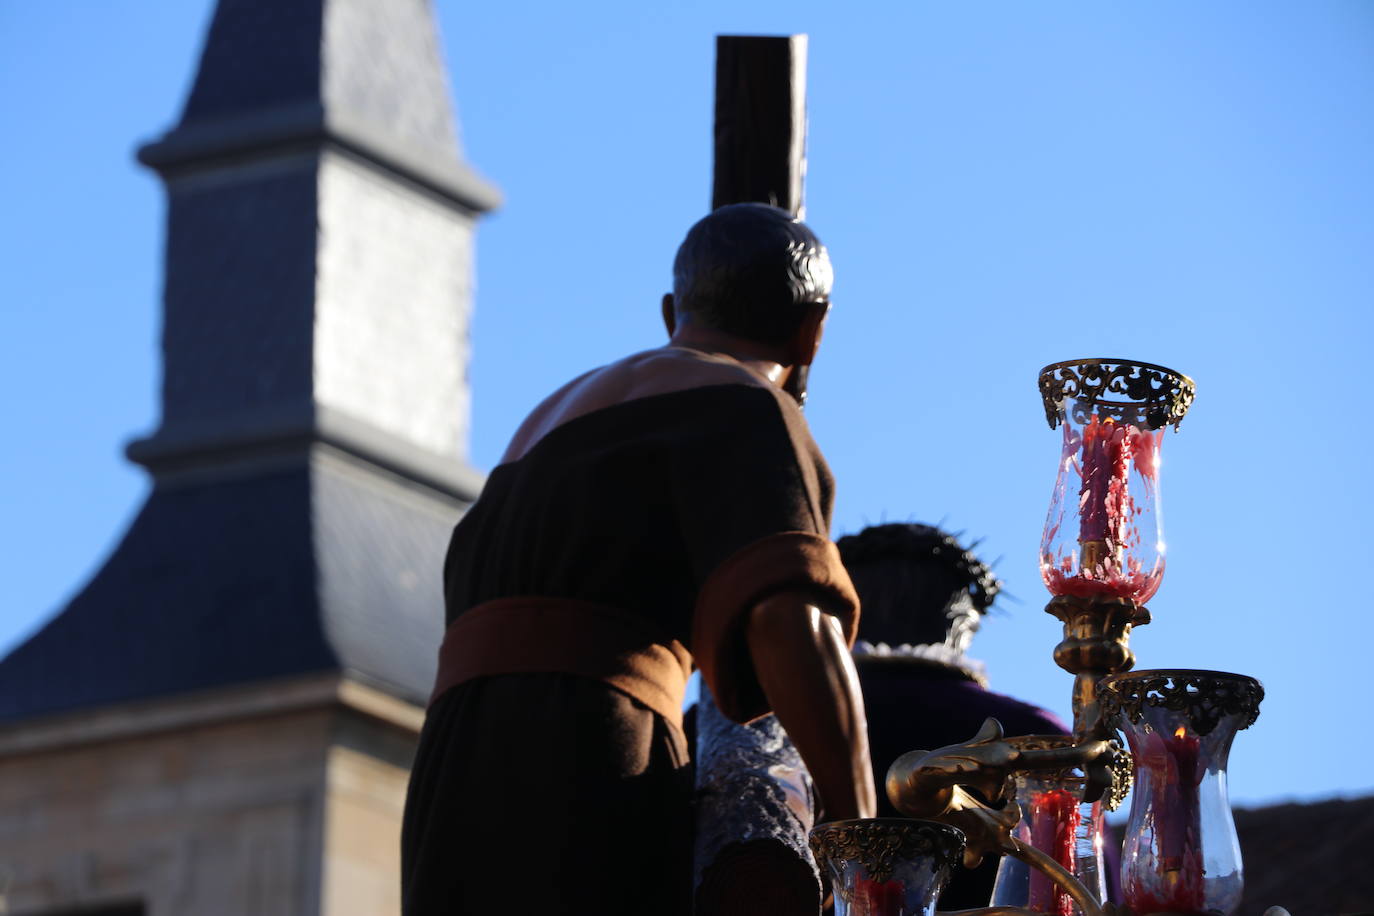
xmin=943 ymin=591 xmax=982 ymax=654
xmin=781 ymin=300 xmax=829 ymax=407
xmin=782 ymin=364 xmax=810 ymax=407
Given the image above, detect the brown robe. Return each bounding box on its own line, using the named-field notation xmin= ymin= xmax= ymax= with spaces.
xmin=401 ymin=348 xmax=857 ymax=916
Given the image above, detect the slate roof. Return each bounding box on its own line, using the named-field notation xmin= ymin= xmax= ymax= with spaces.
xmin=0 ymin=456 xmax=459 ymax=722
xmin=181 ymin=0 xmax=464 ymax=155
xmin=181 ymin=0 xmax=326 ymax=126
xmin=142 ymin=0 xmax=498 ymax=213
xmin=0 ymin=0 xmax=493 ymax=724
xmin=1234 ymin=794 xmax=1374 ymax=915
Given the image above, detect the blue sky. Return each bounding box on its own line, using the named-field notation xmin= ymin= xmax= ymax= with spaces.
xmin=3 ymin=1 xmax=1372 ymax=806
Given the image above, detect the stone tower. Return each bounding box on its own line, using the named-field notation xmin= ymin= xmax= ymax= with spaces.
xmin=0 ymin=1 xmax=497 ymax=913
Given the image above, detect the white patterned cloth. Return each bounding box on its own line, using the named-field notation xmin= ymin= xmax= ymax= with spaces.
xmin=850 ymin=640 xmax=990 ymax=687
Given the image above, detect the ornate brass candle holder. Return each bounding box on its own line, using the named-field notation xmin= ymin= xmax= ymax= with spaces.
xmin=810 ymin=819 xmax=967 ymax=916
xmin=991 ymin=736 xmax=1111 ymax=916
xmin=1038 ymin=359 xmax=1195 ymax=739
xmin=1099 ymin=670 xmax=1264 ymax=916
xmin=874 ymin=359 xmax=1283 ymax=916
xmin=884 ymin=719 xmax=1119 ymax=916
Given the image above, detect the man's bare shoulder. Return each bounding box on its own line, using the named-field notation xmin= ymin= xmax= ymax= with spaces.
xmin=500 ymin=347 xmax=770 ymax=464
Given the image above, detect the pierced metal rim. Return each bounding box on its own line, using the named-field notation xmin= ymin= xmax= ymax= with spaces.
xmin=1099 ymin=668 xmax=1261 ymax=689
xmin=1037 ymin=358 xmax=1197 ymax=432
xmin=1097 ymin=668 xmax=1264 ymax=735
xmin=1001 ymin=733 xmax=1078 ymax=751
xmin=808 ymin=818 xmax=967 ymax=877
xmin=1037 ymin=358 xmax=1196 ymax=394
xmin=810 ymin=817 xmax=966 ymax=838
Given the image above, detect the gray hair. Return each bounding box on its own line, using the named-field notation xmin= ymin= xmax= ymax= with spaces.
xmin=671 ymin=203 xmax=833 ymax=343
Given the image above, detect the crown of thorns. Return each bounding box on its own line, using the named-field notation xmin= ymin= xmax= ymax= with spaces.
xmin=836 ymin=523 xmax=1002 ymax=613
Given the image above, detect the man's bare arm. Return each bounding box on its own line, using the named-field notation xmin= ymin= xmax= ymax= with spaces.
xmin=745 ymin=592 xmax=877 ymax=822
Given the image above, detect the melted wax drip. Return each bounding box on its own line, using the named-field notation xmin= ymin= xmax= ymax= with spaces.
xmin=1028 ymin=789 xmax=1082 ymax=916
xmin=1044 ymin=416 xmax=1162 ymax=603
xmin=852 ymin=876 xmax=910 ymax=916
xmin=1126 ymin=729 xmax=1208 ymax=916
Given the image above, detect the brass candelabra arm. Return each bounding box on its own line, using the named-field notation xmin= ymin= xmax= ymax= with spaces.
xmin=931 ymin=831 xmax=1146 ymax=916
xmin=885 ymin=715 xmax=1128 ymax=914
xmin=923 ymin=785 xmax=1019 ymax=870
xmin=912 ymin=813 xmax=1104 ymax=916
xmin=885 ymin=718 xmax=1121 ymax=822
xmin=939 ymin=908 xmax=1126 ymax=916
xmin=1001 ymin=837 xmax=1104 ymax=916
xmin=885 ymin=718 xmax=1020 ymax=819
xmin=1045 ymin=594 xmax=1151 ymax=740
xmin=939 ymin=908 xmax=1068 ymax=916
xmin=1094 ymin=908 xmax=1289 ymax=916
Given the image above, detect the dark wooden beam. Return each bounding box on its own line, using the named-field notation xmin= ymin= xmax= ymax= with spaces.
xmin=712 ymin=35 xmax=808 ymax=217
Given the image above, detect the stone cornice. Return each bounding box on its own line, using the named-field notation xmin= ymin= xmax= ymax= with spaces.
xmin=0 ymin=673 xmax=424 ymax=758
xmin=126 ymin=401 xmax=485 ymax=503
xmin=138 ymin=101 xmax=501 ymax=215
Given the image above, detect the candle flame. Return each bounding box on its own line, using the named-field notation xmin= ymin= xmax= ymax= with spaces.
xmin=1174 ymin=726 xmax=1187 ymax=739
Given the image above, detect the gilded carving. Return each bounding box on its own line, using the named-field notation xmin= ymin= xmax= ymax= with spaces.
xmin=1098 ymin=669 xmax=1264 ymax=737
xmin=1038 ymin=359 xmax=1196 ymax=432
xmin=807 ymin=819 xmax=964 ymax=884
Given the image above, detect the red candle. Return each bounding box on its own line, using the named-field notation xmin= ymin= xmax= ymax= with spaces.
xmin=1077 ymin=416 xmax=1136 ymax=553
xmin=1027 ymin=788 xmax=1081 ymax=916
xmin=1077 ymin=416 xmax=1114 ymax=545
xmin=1044 ymin=417 xmax=1161 ymax=603
xmin=1126 ymin=727 xmax=1206 ymax=915
xmin=852 ymin=876 xmax=908 ymax=916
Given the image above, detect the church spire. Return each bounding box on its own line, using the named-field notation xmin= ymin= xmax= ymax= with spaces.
xmin=129 ymin=0 xmax=498 ymax=498
xmin=144 ymin=0 xmax=497 ymax=215
xmin=0 ymin=0 xmax=497 ymax=722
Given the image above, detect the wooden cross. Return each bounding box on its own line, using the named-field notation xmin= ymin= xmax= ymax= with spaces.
xmin=712 ymin=35 xmax=809 ymax=218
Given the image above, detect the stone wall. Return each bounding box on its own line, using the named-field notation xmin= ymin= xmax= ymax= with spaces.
xmin=319 ymin=715 xmax=416 ymax=916
xmin=0 ymin=677 xmax=419 ymax=916
xmin=314 ymin=149 xmax=476 ymax=462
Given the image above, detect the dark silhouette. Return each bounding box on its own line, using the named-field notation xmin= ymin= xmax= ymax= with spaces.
xmin=402 ymin=204 xmax=875 ymax=916
xmin=838 ymin=522 xmax=1069 ymax=910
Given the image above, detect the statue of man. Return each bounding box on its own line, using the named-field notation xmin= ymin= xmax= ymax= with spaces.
xmin=402 ymin=203 xmax=876 ymax=915
xmin=837 ymin=522 xmax=1070 ymax=908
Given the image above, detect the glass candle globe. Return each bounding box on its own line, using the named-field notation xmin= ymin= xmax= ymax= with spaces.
xmin=1038 ymin=360 xmax=1194 ymax=606
xmin=1099 ymin=670 xmax=1264 ymax=916
xmin=810 ymin=819 xmax=965 ymax=916
xmin=992 ymin=736 xmax=1108 ymax=916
